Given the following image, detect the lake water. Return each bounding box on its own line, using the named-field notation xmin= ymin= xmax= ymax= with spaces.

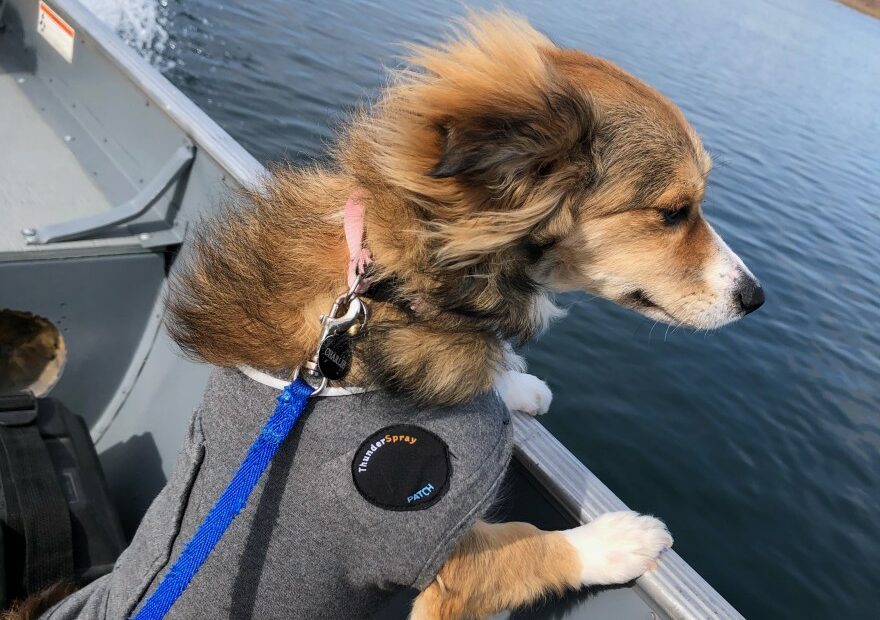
xmin=89 ymin=0 xmax=880 ymax=617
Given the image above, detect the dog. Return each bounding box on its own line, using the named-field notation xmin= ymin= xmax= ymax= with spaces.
xmin=9 ymin=11 xmax=763 ymax=620
xmin=0 ymin=309 xmax=66 ymax=398
xmin=165 ymin=12 xmax=763 ymax=618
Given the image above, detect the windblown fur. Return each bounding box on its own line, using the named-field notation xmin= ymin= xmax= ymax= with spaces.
xmin=167 ymin=11 xmax=718 ymax=405
xmin=0 ymin=583 xmax=76 ymax=620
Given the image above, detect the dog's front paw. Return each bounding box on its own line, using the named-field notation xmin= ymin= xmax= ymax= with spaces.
xmin=494 ymin=371 xmax=552 ymax=416
xmin=562 ymin=511 xmax=672 ymax=586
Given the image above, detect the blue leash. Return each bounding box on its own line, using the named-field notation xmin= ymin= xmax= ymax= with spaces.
xmin=131 ymin=378 xmax=313 ymax=620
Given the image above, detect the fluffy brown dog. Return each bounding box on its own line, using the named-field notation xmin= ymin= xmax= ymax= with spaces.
xmin=168 ymin=13 xmax=763 ymax=406
xmin=160 ymin=13 xmax=763 ymax=618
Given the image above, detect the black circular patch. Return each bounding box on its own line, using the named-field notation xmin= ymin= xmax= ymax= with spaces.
xmin=317 ymin=334 xmax=352 ymax=380
xmin=351 ymin=424 xmax=450 ymax=511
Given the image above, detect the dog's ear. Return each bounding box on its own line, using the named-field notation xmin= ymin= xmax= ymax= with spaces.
xmin=427 ymin=90 xmax=597 ymax=193
xmin=423 ymin=88 xmax=598 ymax=268
xmin=346 ymin=12 xmax=601 ymax=265
xmin=428 ymin=116 xmax=548 ymax=182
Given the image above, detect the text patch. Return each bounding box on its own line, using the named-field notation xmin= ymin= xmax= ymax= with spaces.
xmin=352 ymin=424 xmax=450 ymax=511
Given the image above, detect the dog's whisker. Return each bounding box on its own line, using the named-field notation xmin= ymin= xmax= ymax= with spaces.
xmin=648 ymin=319 xmax=660 ymax=342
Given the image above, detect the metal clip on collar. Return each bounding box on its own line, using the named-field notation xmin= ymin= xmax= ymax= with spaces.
xmin=302 ymin=276 xmax=369 ymax=395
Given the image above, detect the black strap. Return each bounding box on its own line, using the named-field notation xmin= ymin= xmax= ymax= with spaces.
xmin=0 ymin=394 xmax=73 ymax=596
xmin=361 ymin=271 xmax=418 ymax=316
xmin=362 ymin=275 xmax=402 ymax=304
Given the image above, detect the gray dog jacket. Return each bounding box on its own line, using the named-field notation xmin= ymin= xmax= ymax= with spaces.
xmin=44 ymin=367 xmax=513 ymax=619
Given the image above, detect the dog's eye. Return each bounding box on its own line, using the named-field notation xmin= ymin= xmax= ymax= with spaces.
xmin=523 ymin=238 xmax=556 ymax=262
xmin=661 ymin=204 xmax=690 ymax=226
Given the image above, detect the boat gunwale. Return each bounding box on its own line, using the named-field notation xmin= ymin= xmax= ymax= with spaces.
xmin=51 ymin=1 xmax=744 ymax=617
xmin=49 ymin=0 xmax=265 ymax=193
xmin=511 ymin=413 xmax=744 ymax=619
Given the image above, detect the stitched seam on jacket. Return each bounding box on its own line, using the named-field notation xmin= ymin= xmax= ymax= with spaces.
xmin=411 ymin=420 xmax=513 ymax=588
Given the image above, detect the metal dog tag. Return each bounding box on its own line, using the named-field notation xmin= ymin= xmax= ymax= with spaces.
xmin=317 ymin=334 xmax=352 ymax=380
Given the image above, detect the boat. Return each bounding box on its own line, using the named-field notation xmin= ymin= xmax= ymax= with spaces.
xmin=0 ymin=0 xmax=744 ymax=617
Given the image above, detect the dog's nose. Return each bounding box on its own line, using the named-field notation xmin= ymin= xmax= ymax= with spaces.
xmin=735 ymin=276 xmax=765 ymax=315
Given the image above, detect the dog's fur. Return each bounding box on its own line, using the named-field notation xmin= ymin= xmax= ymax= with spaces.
xmin=6 ymin=12 xmax=763 ymax=620
xmin=166 ymin=13 xmax=758 ymax=408
xmin=0 ymin=310 xmax=66 ymax=397
xmin=0 ymin=583 xmax=76 ymax=620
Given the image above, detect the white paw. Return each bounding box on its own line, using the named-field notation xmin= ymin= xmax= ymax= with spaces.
xmin=494 ymin=371 xmax=553 ymax=416
xmin=562 ymin=511 xmax=673 ymax=586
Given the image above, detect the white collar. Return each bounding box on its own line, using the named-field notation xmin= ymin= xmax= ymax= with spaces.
xmin=238 ymin=365 xmax=376 ymax=397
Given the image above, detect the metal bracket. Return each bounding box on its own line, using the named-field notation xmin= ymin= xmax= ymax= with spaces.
xmin=22 ymin=144 xmax=195 ymax=245
xmin=134 ymin=221 xmax=188 ymax=248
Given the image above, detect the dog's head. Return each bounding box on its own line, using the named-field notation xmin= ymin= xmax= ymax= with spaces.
xmin=354 ymin=12 xmax=763 ymax=337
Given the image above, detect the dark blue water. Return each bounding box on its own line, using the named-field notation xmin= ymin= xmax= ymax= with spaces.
xmin=98 ymin=0 xmax=880 ymax=617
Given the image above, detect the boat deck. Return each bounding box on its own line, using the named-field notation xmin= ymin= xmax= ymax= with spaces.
xmin=0 ymin=68 xmax=114 ymax=256
xmin=0 ymin=3 xmax=191 ymax=261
